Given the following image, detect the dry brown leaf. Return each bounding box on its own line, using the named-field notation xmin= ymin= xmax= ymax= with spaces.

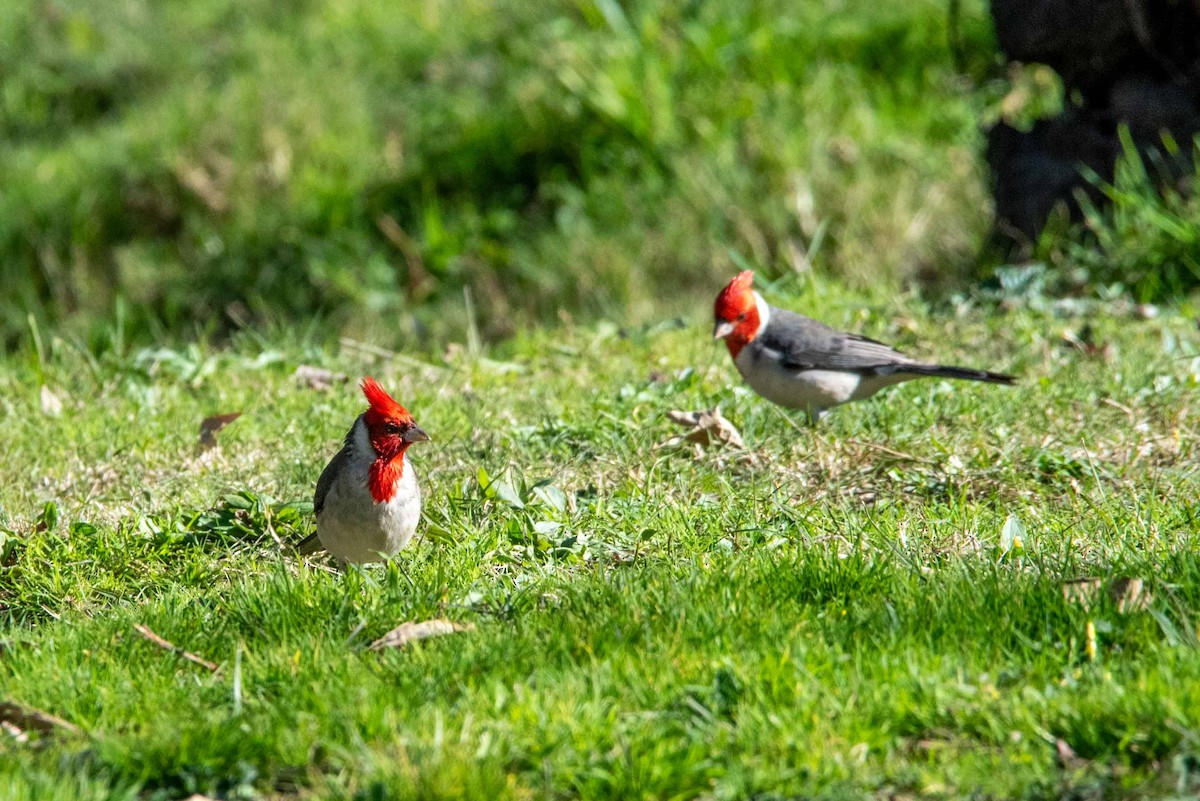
xmin=40 ymin=385 xmax=63 ymax=417
xmin=915 ymin=738 xmax=951 ymax=752
xmin=1 ymin=721 xmax=26 ymax=743
xmin=1061 ymin=577 xmax=1151 ymax=614
xmin=1055 ymin=737 xmax=1087 ymax=769
xmin=1111 ymin=577 xmax=1152 ymax=614
xmin=1061 ymin=578 xmax=1103 ymax=605
xmin=661 ymin=407 xmax=745 ymax=450
xmin=198 ymin=412 xmax=242 ymax=451
xmin=1061 ymin=327 xmax=1113 ymax=360
xmin=368 ymin=619 xmax=472 ymax=651
xmin=0 ymin=700 xmax=80 ymax=741
xmin=294 ymin=365 xmax=348 ymax=391
xmin=175 ymin=158 xmax=231 ymax=213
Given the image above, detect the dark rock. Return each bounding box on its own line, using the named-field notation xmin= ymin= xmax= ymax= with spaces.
xmin=991 ymin=0 xmax=1137 ymax=100
xmin=986 ymin=114 xmax=1117 ymax=247
xmin=986 ymin=0 xmax=1200 ymax=252
xmin=1108 ymin=75 xmax=1200 ymax=143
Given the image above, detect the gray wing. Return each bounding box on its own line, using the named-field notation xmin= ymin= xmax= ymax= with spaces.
xmin=758 ymin=307 xmax=913 ymax=373
xmin=297 ymin=422 xmax=359 ymax=556
xmin=313 ymin=444 xmax=352 ymax=518
xmin=314 ymin=418 xmax=361 ymax=516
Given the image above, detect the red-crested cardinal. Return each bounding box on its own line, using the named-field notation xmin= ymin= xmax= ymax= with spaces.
xmin=296 ymin=377 xmax=429 ymax=564
xmin=713 ymin=271 xmax=1014 ymax=422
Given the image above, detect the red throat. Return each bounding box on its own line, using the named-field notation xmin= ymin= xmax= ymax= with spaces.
xmin=368 ymin=453 xmax=406 ymax=503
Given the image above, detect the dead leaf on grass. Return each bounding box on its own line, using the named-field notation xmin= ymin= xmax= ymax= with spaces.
xmin=1055 ymin=737 xmax=1088 ymax=770
xmin=1061 ymin=326 xmax=1113 ymax=360
xmin=661 ymin=407 xmax=746 ymax=450
xmin=1061 ymin=578 xmax=1103 ymax=605
xmin=40 ymin=385 xmax=63 ymax=417
xmin=198 ymin=412 xmax=242 ymax=451
xmin=1110 ymin=577 xmax=1152 ymax=613
xmin=1061 ymin=577 xmax=1152 ymax=613
xmin=294 ymin=365 xmax=348 ymax=391
xmin=368 ymin=619 xmax=473 ymax=651
xmin=0 ymin=700 xmax=80 ymax=742
xmin=175 ymin=157 xmax=232 ymax=213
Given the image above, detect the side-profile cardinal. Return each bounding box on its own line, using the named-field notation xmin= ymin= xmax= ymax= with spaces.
xmin=712 ymin=271 xmax=1014 ymax=422
xmin=295 ymin=377 xmax=429 ymax=564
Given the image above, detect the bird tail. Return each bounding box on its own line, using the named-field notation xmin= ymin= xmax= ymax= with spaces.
xmin=294 ymin=532 xmax=324 ymax=556
xmin=902 ymin=363 xmax=1016 ymax=385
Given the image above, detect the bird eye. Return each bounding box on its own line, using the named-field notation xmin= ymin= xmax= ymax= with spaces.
xmin=737 ymin=313 xmax=747 ymax=321
xmin=385 ymin=422 xmax=402 ymax=434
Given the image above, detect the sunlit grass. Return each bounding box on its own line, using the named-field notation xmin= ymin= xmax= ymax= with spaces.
xmin=3 ymin=280 xmax=1199 ymax=798
xmin=0 ymin=0 xmax=1000 ymax=345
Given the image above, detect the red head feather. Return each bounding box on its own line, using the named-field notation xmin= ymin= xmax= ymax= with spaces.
xmin=361 ymin=376 xmax=413 ymax=427
xmin=712 ymin=270 xmax=762 ymax=358
xmin=359 ymin=377 xmax=426 ymax=503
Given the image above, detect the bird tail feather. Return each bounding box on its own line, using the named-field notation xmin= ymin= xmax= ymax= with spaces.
xmin=901 ymin=363 xmax=1016 ymax=385
xmin=295 ymin=532 xmax=324 ymax=556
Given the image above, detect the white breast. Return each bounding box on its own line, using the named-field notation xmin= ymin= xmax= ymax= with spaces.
xmin=316 ymin=421 xmax=422 ymax=564
xmin=734 ymin=345 xmax=864 ymax=417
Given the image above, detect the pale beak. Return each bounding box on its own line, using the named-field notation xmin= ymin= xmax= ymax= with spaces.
xmin=403 ymin=425 xmax=431 ymax=443
xmin=713 ymin=320 xmax=735 ymax=339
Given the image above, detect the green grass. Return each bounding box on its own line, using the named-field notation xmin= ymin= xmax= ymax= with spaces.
xmin=1 ymin=0 xmax=1002 ymax=345
xmin=3 ymin=276 xmax=1200 ymax=799
xmin=1037 ymin=130 xmax=1200 ymax=303
xmin=6 ymin=2 xmax=1200 ymax=797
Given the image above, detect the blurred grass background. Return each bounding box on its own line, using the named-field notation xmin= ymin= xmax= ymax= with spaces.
xmin=12 ymin=0 xmax=1197 ymax=352
xmin=1 ymin=0 xmax=1011 ymax=349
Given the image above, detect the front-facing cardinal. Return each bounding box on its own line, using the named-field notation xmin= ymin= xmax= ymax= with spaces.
xmin=713 ymin=271 xmax=1014 ymax=422
xmin=296 ymin=377 xmax=429 ymax=564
